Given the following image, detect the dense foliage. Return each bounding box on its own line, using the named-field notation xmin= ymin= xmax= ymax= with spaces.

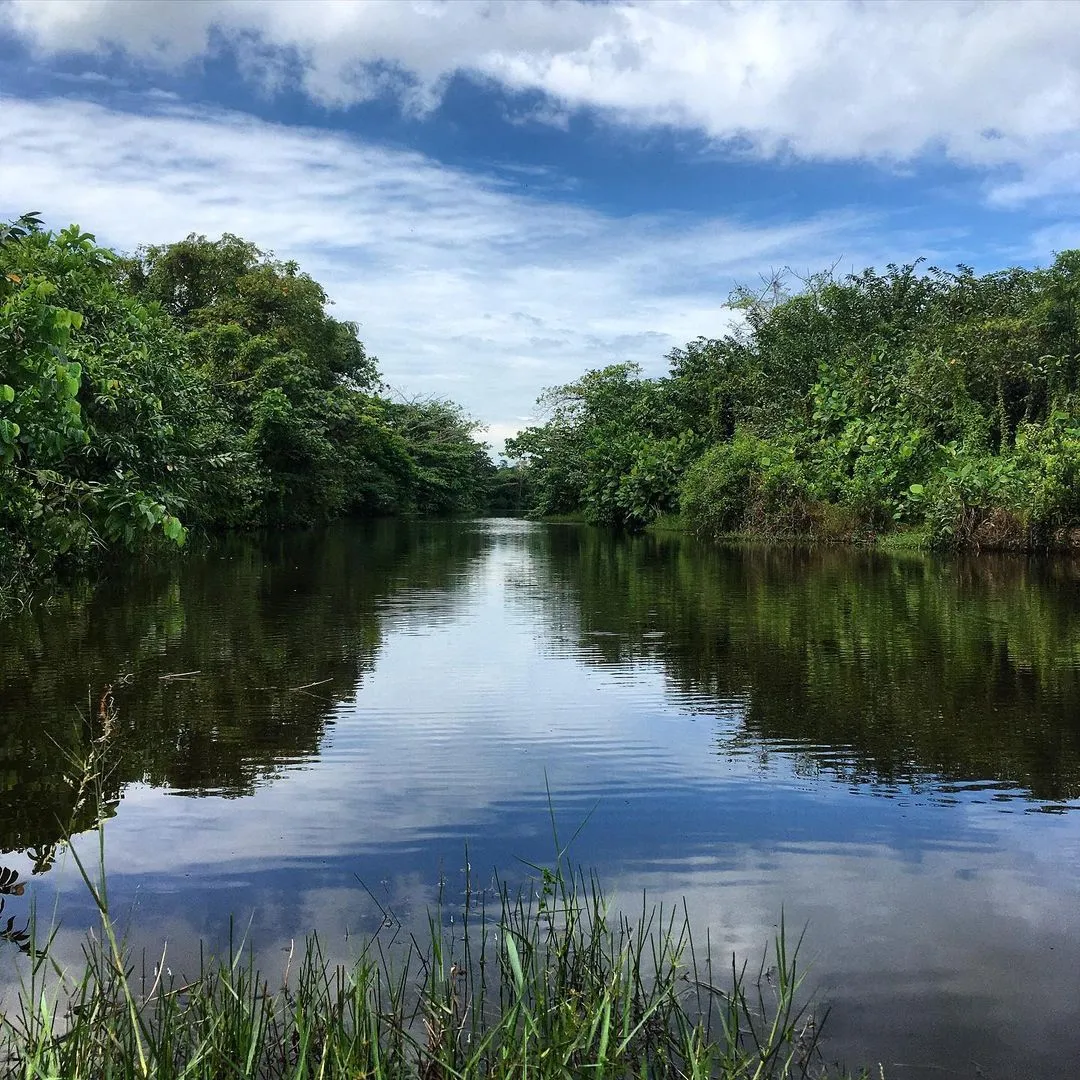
xmin=0 ymin=217 xmax=494 ymax=591
xmin=508 ymin=257 xmax=1080 ymax=548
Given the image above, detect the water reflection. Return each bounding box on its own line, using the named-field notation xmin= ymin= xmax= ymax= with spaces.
xmin=1 ymin=519 xmax=1079 ymax=1077
xmin=531 ymin=527 xmax=1080 ymax=803
xmin=0 ymin=520 xmax=492 ymax=854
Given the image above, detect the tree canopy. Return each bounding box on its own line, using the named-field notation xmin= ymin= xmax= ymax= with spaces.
xmin=1 ymin=218 xmax=495 ymax=593
xmin=508 ymin=257 xmax=1080 ymax=549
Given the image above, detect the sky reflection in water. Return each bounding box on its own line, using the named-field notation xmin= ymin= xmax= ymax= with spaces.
xmin=1 ymin=519 xmax=1079 ymax=1078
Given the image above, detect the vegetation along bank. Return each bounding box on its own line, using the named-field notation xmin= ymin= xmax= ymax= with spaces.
xmin=0 ymin=213 xmax=500 ymax=600
xmin=507 ymin=256 xmax=1080 ymax=550
xmin=9 ymin=206 xmax=1080 ymax=601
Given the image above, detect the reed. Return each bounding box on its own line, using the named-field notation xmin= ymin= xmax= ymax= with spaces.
xmin=0 ymin=695 xmax=868 ymax=1079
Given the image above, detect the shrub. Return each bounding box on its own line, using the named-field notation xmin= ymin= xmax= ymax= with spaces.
xmin=680 ymin=435 xmax=761 ymax=537
xmin=1013 ymin=414 xmax=1080 ymax=538
xmin=681 ymin=433 xmax=812 ymax=539
xmin=614 ymin=433 xmax=699 ymax=530
xmin=923 ymin=449 xmax=1028 ymax=549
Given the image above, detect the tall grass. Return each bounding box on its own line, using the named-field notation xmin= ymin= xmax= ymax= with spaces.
xmin=0 ymin=694 xmax=867 ymax=1079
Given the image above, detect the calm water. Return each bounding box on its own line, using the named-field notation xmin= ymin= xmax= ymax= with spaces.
xmin=2 ymin=519 xmax=1080 ymax=1077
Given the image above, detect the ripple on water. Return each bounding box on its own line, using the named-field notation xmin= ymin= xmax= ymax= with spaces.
xmin=2 ymin=522 xmax=1080 ymax=1077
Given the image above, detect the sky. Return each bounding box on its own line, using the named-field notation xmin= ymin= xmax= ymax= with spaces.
xmin=3 ymin=1 xmax=1080 ymax=450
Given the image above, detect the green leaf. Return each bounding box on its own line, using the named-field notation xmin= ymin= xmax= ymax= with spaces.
xmin=0 ymin=384 xmax=13 ymax=403
xmin=162 ymin=515 xmax=187 ymax=546
xmin=505 ymin=932 xmax=524 ymax=996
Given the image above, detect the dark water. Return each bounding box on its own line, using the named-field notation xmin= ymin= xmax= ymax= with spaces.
xmin=2 ymin=519 xmax=1080 ymax=1077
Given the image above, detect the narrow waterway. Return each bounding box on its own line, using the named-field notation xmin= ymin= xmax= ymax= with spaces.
xmin=2 ymin=519 xmax=1079 ymax=1077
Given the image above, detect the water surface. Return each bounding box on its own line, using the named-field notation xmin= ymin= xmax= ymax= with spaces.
xmin=2 ymin=520 xmax=1079 ymax=1077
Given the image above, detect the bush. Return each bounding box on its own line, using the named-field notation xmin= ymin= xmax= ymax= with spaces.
xmin=922 ymin=450 xmax=1028 ymax=549
xmin=1013 ymin=415 xmax=1080 ymax=538
xmin=613 ymin=433 xmax=699 ymax=530
xmin=681 ymin=434 xmax=812 ymax=539
xmin=680 ymin=435 xmax=760 ymax=537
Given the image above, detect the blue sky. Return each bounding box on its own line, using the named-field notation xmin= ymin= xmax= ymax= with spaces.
xmin=3 ymin=1 xmax=1080 ymax=448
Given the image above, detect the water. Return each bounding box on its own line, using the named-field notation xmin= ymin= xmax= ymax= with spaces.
xmin=2 ymin=519 xmax=1080 ymax=1077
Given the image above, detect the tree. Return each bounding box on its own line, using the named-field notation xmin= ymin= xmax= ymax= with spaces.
xmin=1 ymin=220 xmax=206 ymax=579
xmin=127 ymin=233 xmax=399 ymax=523
xmin=385 ymin=397 xmax=494 ymax=514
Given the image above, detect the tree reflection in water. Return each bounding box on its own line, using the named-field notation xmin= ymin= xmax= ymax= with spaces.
xmin=0 ymin=519 xmax=492 ymax=859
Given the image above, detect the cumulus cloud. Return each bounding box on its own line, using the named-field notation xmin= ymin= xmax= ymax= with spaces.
xmin=5 ymin=0 xmax=1080 ymax=187
xmin=0 ymin=95 xmax=892 ymax=442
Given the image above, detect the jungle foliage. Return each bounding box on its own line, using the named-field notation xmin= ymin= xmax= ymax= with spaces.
xmin=0 ymin=217 xmax=494 ymax=591
xmin=507 ymin=256 xmax=1080 ymax=549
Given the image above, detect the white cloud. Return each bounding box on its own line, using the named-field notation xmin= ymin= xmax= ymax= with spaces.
xmin=5 ymin=0 xmax=1080 ymax=192
xmin=0 ymin=95 xmax=892 ymax=440
xmin=987 ymin=148 xmax=1080 ymax=207
xmin=1031 ymin=221 xmax=1080 ymax=256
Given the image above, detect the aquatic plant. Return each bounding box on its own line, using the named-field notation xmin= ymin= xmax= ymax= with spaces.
xmin=2 ymin=861 xmax=856 ymax=1079
xmin=0 ymin=693 xmax=864 ymax=1079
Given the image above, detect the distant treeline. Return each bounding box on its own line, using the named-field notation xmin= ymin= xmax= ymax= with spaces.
xmin=0 ymin=213 xmax=526 ymax=591
xmin=508 ymin=255 xmax=1080 ymax=549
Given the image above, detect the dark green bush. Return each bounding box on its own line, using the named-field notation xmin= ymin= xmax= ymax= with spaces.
xmin=681 ymin=434 xmax=812 ymax=539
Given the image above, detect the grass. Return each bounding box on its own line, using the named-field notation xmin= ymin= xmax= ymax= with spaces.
xmin=644 ymin=513 xmax=933 ymax=552
xmin=644 ymin=514 xmax=686 ymax=534
xmin=0 ymin=698 xmax=871 ymax=1079
xmin=873 ymin=529 xmax=933 ymax=552
xmin=544 ymin=510 xmax=926 ymax=555
xmin=3 ymin=863 xmax=866 ymax=1080
xmin=538 ymin=512 xmax=590 ymax=524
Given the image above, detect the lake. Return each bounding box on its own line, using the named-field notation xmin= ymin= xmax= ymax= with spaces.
xmin=1 ymin=518 xmax=1079 ymax=1078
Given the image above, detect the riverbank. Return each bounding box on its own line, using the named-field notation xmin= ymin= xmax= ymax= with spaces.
xmin=510 ymin=257 xmax=1080 ymax=549
xmin=633 ymin=512 xmax=1079 ymax=553
xmin=643 ymin=514 xmax=936 ymax=551
xmin=1 ymin=221 xmax=495 ymax=606
xmin=545 ymin=511 xmax=932 ymax=548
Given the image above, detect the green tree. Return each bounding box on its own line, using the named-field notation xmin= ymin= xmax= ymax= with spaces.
xmin=508 ymin=363 xmax=700 ymax=528
xmin=1 ymin=221 xmax=211 ymax=580
xmin=515 ymin=254 xmax=1080 ymax=549
xmin=1 ymin=217 xmax=494 ymax=599
xmin=385 ymin=397 xmax=494 ymax=514
xmin=127 ymin=233 xmax=395 ymax=524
